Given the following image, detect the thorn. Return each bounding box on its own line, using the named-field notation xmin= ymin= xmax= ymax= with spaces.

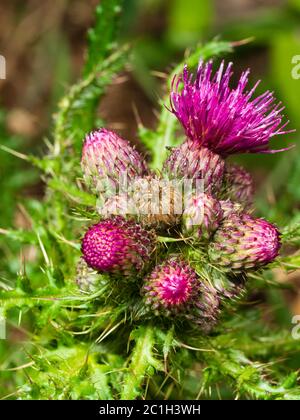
xmin=0 ymin=145 xmax=29 ymax=160
xmin=132 ymin=102 xmax=143 ymax=128
xmin=114 ymin=74 xmax=129 ymax=85
xmin=184 ymin=47 xmax=192 ymax=60
xmin=37 ymin=233 xmax=51 ymax=267
xmin=150 ymin=70 xmax=168 ymax=80
xmin=17 ymin=203 xmax=33 ymax=228
xmin=231 ymin=37 xmax=255 ymax=47
xmin=19 ymin=249 xmax=26 ymax=277
xmin=153 ymin=109 xmax=160 ymax=119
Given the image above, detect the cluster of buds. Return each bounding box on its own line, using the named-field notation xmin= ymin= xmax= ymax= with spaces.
xmin=166 ymin=60 xmax=287 ymax=274
xmin=78 ymin=59 xmax=293 ymax=331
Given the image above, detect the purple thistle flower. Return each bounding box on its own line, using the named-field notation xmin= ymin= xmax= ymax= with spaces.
xmin=208 ymin=213 xmax=281 ymax=271
xmin=163 ymin=140 xmax=225 ymax=194
xmin=170 ymin=61 xmax=294 ymax=156
xmin=82 ymin=217 xmax=155 ymax=276
xmin=81 ymin=128 xmax=148 ymax=191
xmin=182 ymin=193 xmax=223 ymax=240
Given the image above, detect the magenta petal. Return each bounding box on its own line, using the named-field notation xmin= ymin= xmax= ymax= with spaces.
xmin=169 ymin=60 xmax=295 ymax=156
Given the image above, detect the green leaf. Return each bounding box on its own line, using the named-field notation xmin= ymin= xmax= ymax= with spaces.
xmin=121 ymin=325 xmax=163 ymax=399
xmin=48 ymin=178 xmax=96 ymax=206
xmin=53 ymin=0 xmax=127 ymax=154
xmin=84 ymin=0 xmax=124 ymax=76
xmin=0 ymin=228 xmax=38 ymax=245
xmin=54 ymin=46 xmax=128 ymax=154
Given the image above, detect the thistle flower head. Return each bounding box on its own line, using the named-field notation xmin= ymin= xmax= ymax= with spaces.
xmin=224 ymin=164 xmax=254 ymax=209
xmin=170 ymin=61 xmax=293 ymax=156
xmin=183 ymin=193 xmax=223 ymax=240
xmin=143 ymin=258 xmax=197 ymax=311
xmin=143 ymin=257 xmax=220 ymax=330
xmin=163 ymin=140 xmax=225 ymax=194
xmin=209 ymin=214 xmax=281 ymax=271
xmin=81 ymin=128 xmax=148 ymax=192
xmin=81 ymin=217 xmax=155 ymax=276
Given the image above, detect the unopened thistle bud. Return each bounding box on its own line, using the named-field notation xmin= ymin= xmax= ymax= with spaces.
xmin=143 ymin=257 xmax=220 ymax=331
xmin=208 ymin=214 xmax=281 ymax=271
xmin=163 ymin=141 xmax=225 ymax=194
xmin=81 ymin=129 xmax=148 ymax=193
xmin=182 ymin=193 xmax=223 ymax=240
xmin=81 ymin=217 xmax=155 ymax=277
xmin=224 ymin=164 xmax=254 ymax=209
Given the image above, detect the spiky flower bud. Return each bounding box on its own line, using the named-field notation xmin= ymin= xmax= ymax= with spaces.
xmin=208 ymin=214 xmax=281 ymax=271
xmin=163 ymin=140 xmax=225 ymax=194
xmin=143 ymin=258 xmax=198 ymax=312
xmin=219 ymin=200 xmax=243 ymax=219
xmin=82 ymin=217 xmax=155 ymax=276
xmin=182 ymin=193 xmax=223 ymax=240
xmin=81 ymin=129 xmax=148 ymax=193
xmin=76 ymin=257 xmax=103 ymax=293
xmin=142 ymin=257 xmax=220 ymax=331
xmin=130 ymin=176 xmax=182 ymax=230
xmin=224 ymin=164 xmax=254 ymax=209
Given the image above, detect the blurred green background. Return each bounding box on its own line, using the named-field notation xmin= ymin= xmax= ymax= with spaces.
xmin=1 ymin=0 xmax=300 ymax=346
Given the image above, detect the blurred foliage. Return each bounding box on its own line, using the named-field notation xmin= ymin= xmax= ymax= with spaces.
xmin=167 ymin=0 xmax=214 ymax=48
xmin=1 ymin=0 xmax=300 ymax=401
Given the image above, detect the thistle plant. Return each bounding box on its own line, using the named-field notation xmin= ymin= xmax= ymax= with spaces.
xmin=1 ymin=0 xmax=300 ymax=401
